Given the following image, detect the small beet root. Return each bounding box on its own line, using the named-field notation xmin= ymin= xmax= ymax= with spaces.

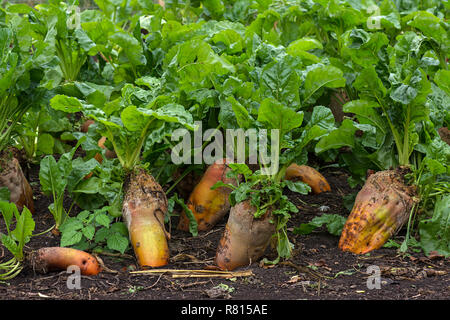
xmin=284 ymin=164 xmax=331 ymax=194
xmin=26 ymin=247 xmax=102 ymax=276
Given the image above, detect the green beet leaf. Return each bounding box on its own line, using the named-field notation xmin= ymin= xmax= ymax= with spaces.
xmin=419 ymin=195 xmax=450 ymax=258
xmin=302 ymin=64 xmax=346 ymax=105
xmin=294 ymin=214 xmax=346 ymax=237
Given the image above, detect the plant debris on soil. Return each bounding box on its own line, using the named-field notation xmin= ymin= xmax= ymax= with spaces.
xmin=1 ymin=164 xmax=448 ymax=301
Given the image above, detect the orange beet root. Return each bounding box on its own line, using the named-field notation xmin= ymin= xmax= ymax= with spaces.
xmin=27 ymin=247 xmax=102 ymax=275
xmin=284 ymin=164 xmax=331 ymax=194
xmin=178 ymin=159 xmax=238 ymax=232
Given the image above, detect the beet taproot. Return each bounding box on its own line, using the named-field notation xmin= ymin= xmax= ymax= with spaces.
xmin=27 ymin=247 xmax=102 ymax=275
xmin=177 ymin=159 xmax=238 ymax=232
xmin=339 ymin=169 xmax=417 ymax=254
xmin=0 ymin=152 xmax=34 ymax=213
xmin=122 ymin=168 xmax=170 ymax=268
xmin=284 ymin=164 xmax=331 ymax=194
xmin=215 ymin=200 xmax=275 ymax=271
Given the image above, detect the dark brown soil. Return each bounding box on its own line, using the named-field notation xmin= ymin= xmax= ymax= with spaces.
xmin=0 ymin=162 xmax=448 ymax=302
xmin=439 ymin=127 xmax=450 ymax=145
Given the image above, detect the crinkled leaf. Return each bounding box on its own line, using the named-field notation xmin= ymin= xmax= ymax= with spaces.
xmin=390 ymin=69 xmax=431 ymax=106
xmin=407 ymin=11 xmax=449 ymax=50
xmin=426 ymin=83 xmax=449 ymax=129
xmin=259 ymin=56 xmax=301 ymax=108
xmin=107 ymin=232 xmax=129 ymax=254
xmin=59 ymin=217 xmax=84 ymax=234
xmin=110 ymin=222 xmax=128 ymax=237
xmin=342 ymin=30 xmax=389 ymax=67
xmin=74 ymin=28 xmax=98 ymax=56
xmin=95 ymin=213 xmax=111 ymax=228
xmin=60 ymin=229 xmax=83 ymax=247
xmin=164 ymin=39 xmax=235 ymax=90
xmin=82 ymin=225 xmax=95 ymax=241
